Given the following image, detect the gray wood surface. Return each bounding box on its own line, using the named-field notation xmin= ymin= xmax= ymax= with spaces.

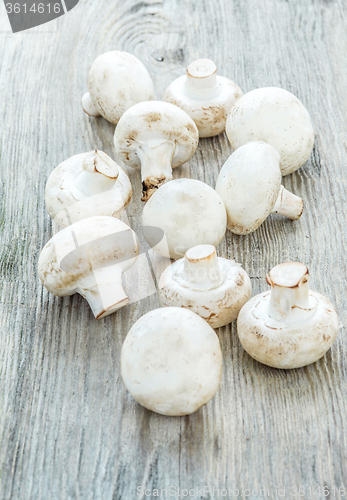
xmin=1 ymin=0 xmax=347 ymax=498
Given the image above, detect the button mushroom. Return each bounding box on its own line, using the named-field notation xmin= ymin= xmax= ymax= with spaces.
xmin=38 ymin=216 xmax=139 ymax=319
xmin=226 ymin=87 xmax=315 ymax=175
xmin=121 ymin=307 xmax=222 ymax=416
xmin=45 ymin=150 xmax=132 ymax=228
xmin=114 ymin=101 xmax=199 ymax=201
xmin=163 ymin=58 xmax=243 ymax=138
xmin=141 ymin=178 xmax=227 ymax=260
xmin=215 ymin=141 xmax=304 ymax=235
xmin=237 ymin=262 xmax=339 ymax=369
xmin=159 ymin=244 xmax=251 ymax=328
xmin=82 ymin=51 xmax=155 ymax=124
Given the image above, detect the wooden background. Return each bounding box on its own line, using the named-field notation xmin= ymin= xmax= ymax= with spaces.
xmin=1 ymin=0 xmax=347 ymax=498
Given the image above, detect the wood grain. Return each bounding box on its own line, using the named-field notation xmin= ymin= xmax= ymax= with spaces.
xmin=1 ymin=0 xmax=347 ymax=498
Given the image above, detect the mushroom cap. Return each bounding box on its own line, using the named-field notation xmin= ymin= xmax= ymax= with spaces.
xmin=163 ymin=69 xmax=243 ymax=138
xmin=159 ymin=252 xmax=251 ymax=328
xmin=87 ymin=51 xmax=155 ymax=124
xmin=226 ymin=87 xmax=315 ymax=175
xmin=141 ymin=178 xmax=227 ymax=259
xmin=45 ymin=152 xmax=132 ymax=227
xmin=121 ymin=307 xmax=222 ymax=416
xmin=237 ymin=291 xmax=339 ymax=369
xmin=38 ymin=216 xmax=139 ymax=296
xmin=114 ymin=101 xmax=199 ymax=169
xmin=215 ymin=141 xmax=281 ymax=235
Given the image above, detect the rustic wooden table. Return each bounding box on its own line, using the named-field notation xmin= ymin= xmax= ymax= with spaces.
xmin=1 ymin=0 xmax=347 ymax=498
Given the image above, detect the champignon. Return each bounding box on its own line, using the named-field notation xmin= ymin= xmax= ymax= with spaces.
xmin=82 ymin=51 xmax=155 ymax=124
xmin=141 ymin=178 xmax=227 ymax=260
xmin=38 ymin=216 xmax=139 ymax=319
xmin=163 ymin=58 xmax=243 ymax=138
xmin=121 ymin=307 xmax=222 ymax=416
xmin=45 ymin=150 xmax=132 ymax=228
xmin=226 ymin=87 xmax=315 ymax=175
xmin=114 ymin=101 xmax=199 ymax=201
xmin=215 ymin=141 xmax=303 ymax=235
xmin=159 ymin=244 xmax=251 ymax=327
xmin=237 ymin=262 xmax=339 ymax=369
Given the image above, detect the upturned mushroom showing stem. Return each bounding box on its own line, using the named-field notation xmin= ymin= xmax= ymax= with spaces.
xmin=38 ymin=216 xmax=139 ymax=319
xmin=114 ymin=101 xmax=199 ymax=201
xmin=163 ymin=59 xmax=243 ymax=138
xmin=215 ymin=141 xmax=303 ymax=235
xmin=45 ymin=150 xmax=132 ymax=227
xmin=82 ymin=51 xmax=155 ymax=124
xmin=237 ymin=262 xmax=339 ymax=369
xmin=159 ymin=245 xmax=251 ymax=328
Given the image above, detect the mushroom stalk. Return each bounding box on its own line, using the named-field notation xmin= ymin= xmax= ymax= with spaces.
xmin=77 ymin=265 xmax=128 ymax=320
xmin=183 ymin=245 xmax=223 ymax=290
xmin=81 ymin=92 xmax=101 ymax=117
xmin=266 ymin=262 xmax=315 ymax=324
xmin=74 ymin=151 xmax=119 ymax=197
xmin=137 ymin=140 xmax=176 ymax=202
xmin=271 ymin=185 xmax=303 ymax=220
xmin=186 ymin=59 xmax=217 ymax=91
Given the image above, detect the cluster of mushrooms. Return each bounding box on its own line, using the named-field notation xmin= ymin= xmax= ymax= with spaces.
xmin=38 ymin=51 xmax=339 ymax=417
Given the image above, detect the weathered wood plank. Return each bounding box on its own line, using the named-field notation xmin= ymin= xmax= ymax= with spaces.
xmin=1 ymin=0 xmax=347 ymax=498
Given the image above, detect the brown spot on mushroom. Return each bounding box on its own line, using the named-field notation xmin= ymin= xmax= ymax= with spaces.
xmin=236 ymin=275 xmax=244 ymax=287
xmin=186 ymin=122 xmax=196 ymax=134
xmin=127 ymin=131 xmax=138 ymax=142
xmin=144 ymin=112 xmax=161 ymax=123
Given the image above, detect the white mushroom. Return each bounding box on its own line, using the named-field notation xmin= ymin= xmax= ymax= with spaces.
xmin=159 ymin=244 xmax=251 ymax=328
xmin=163 ymin=58 xmax=243 ymax=138
xmin=38 ymin=216 xmax=139 ymax=319
xmin=141 ymin=178 xmax=227 ymax=260
xmin=114 ymin=101 xmax=199 ymax=201
xmin=237 ymin=262 xmax=339 ymax=369
xmin=45 ymin=150 xmax=132 ymax=227
xmin=121 ymin=307 xmax=222 ymax=416
xmin=82 ymin=51 xmax=155 ymax=124
xmin=215 ymin=141 xmax=303 ymax=235
xmin=226 ymin=87 xmax=315 ymax=175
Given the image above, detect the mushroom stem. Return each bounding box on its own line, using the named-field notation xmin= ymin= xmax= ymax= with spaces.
xmin=77 ymin=265 xmax=128 ymax=319
xmin=74 ymin=151 xmax=119 ymax=197
xmin=271 ymin=185 xmax=304 ymax=220
xmin=81 ymin=92 xmax=101 ymax=117
xmin=183 ymin=245 xmax=224 ymax=290
xmin=138 ymin=140 xmax=176 ymax=202
xmin=186 ymin=59 xmax=217 ymax=90
xmin=266 ymin=262 xmax=315 ymax=324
